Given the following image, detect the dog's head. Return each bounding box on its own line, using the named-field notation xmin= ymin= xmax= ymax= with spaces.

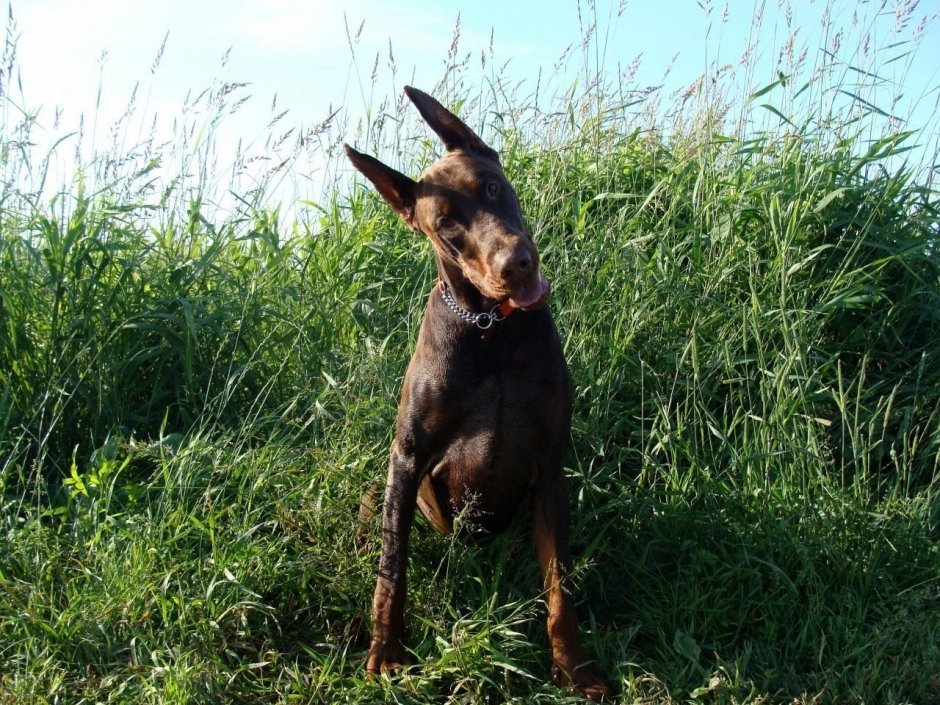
xmin=345 ymin=86 xmax=548 ymax=311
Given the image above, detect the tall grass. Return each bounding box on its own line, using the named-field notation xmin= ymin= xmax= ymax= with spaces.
xmin=2 ymin=1 xmax=938 ymax=703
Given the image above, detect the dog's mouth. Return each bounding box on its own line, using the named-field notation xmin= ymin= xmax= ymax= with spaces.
xmin=506 ymin=271 xmax=551 ymax=310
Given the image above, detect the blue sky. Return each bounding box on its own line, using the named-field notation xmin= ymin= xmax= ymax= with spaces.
xmin=8 ymin=0 xmax=939 ymax=203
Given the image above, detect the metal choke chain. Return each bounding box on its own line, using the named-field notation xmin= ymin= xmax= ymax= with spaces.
xmin=440 ymin=284 xmax=505 ymax=330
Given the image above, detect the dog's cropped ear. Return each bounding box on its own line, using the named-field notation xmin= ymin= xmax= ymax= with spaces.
xmin=404 ymin=86 xmax=499 ymax=162
xmin=345 ymin=144 xmax=418 ymax=227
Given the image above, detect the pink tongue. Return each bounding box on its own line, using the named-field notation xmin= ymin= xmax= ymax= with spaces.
xmin=508 ymin=272 xmax=549 ymax=309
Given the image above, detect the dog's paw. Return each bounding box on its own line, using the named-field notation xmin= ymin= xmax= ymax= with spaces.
xmin=365 ymin=641 xmax=413 ymax=678
xmin=552 ymin=662 xmax=613 ymax=702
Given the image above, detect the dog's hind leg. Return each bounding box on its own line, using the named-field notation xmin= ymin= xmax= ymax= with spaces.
xmin=355 ymin=482 xmax=383 ymax=553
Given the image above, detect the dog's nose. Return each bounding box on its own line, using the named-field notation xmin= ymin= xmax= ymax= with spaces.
xmin=498 ymin=244 xmax=533 ymax=281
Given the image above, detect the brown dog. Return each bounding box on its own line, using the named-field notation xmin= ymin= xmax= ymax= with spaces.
xmin=345 ymin=86 xmax=610 ymax=701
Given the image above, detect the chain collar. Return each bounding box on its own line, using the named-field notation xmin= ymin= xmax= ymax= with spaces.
xmin=439 ymin=281 xmax=514 ymax=330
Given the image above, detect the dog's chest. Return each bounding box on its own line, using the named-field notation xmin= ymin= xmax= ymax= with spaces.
xmin=418 ymin=361 xmax=560 ymax=470
xmin=403 ymin=313 xmax=570 ymax=476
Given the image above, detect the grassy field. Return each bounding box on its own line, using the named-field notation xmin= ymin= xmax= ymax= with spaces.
xmin=2 ymin=5 xmax=939 ymax=704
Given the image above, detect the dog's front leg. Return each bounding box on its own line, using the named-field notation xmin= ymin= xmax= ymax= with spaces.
xmin=367 ymin=439 xmax=419 ymax=675
xmin=532 ymin=471 xmax=612 ymax=701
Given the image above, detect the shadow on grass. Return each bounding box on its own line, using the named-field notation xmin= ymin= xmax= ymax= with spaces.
xmin=570 ymin=478 xmax=939 ymax=702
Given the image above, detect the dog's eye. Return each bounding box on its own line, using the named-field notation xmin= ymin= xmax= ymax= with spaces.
xmin=485 ymin=181 xmax=500 ymax=199
xmin=436 ymin=215 xmax=456 ymax=231
xmin=434 ymin=216 xmax=464 ymax=254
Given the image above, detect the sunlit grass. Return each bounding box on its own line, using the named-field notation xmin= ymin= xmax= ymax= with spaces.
xmin=1 ymin=2 xmax=938 ymax=703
